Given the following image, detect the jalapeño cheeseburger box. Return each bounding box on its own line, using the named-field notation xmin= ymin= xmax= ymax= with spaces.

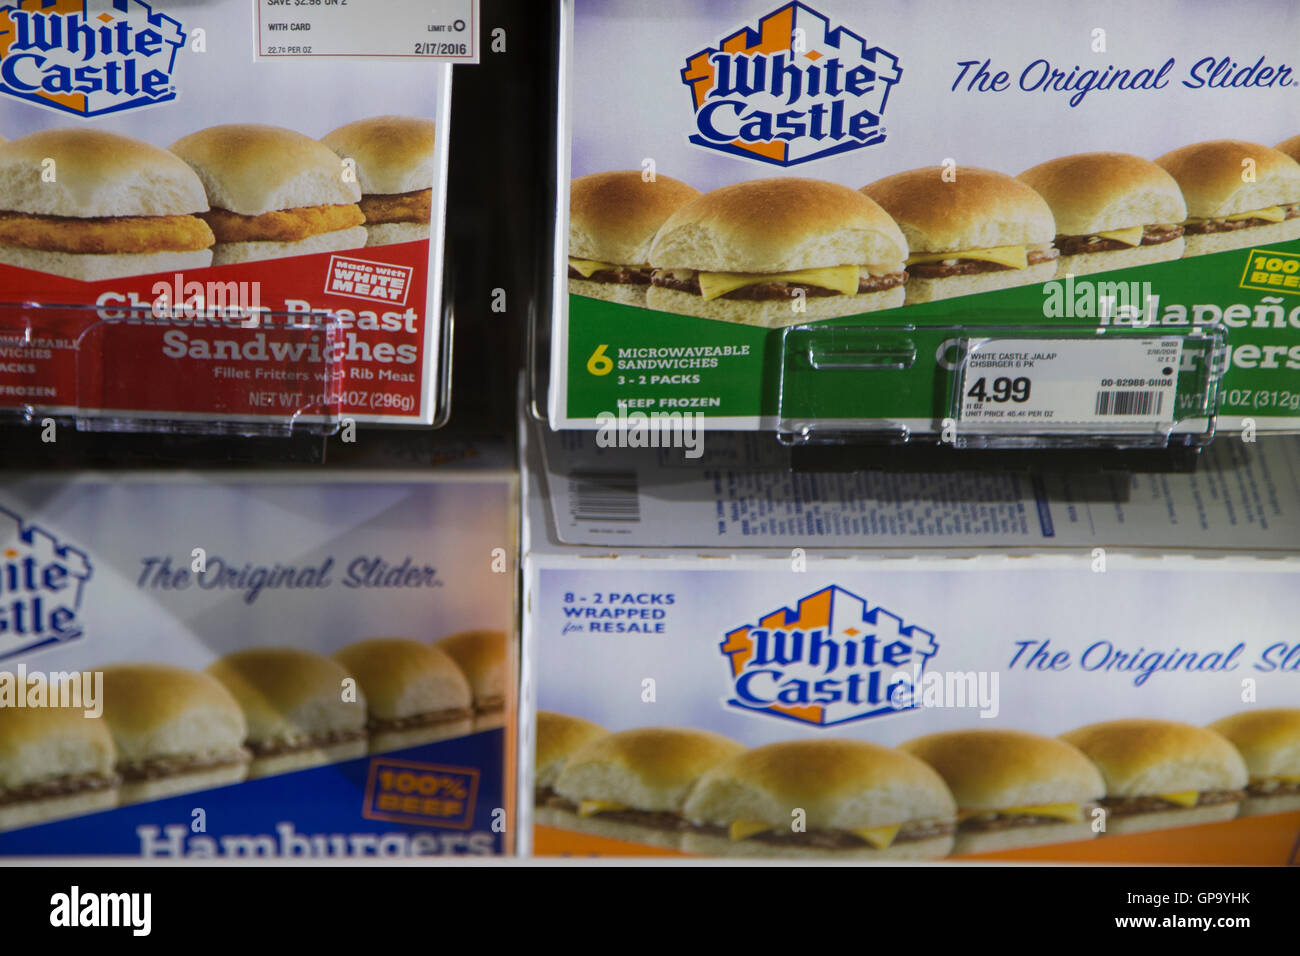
xmin=0 ymin=0 xmax=452 ymax=428
xmin=553 ymin=0 xmax=1300 ymax=438
xmin=521 ymin=424 xmax=1300 ymax=862
xmin=0 ymin=460 xmax=517 ymax=859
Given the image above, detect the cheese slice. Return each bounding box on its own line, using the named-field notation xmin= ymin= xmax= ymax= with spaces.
xmin=577 ymin=799 xmax=628 ymax=817
xmin=569 ymin=257 xmax=618 ymax=278
xmin=906 ymin=245 xmax=1028 ymax=270
xmin=851 ymin=824 xmax=902 ymax=849
xmin=1186 ymin=206 xmax=1286 ymax=225
xmin=1157 ymin=790 xmax=1200 ymax=808
xmin=957 ymin=802 xmax=1083 ymax=824
xmin=1091 ymin=225 xmax=1145 ymax=247
xmin=729 ymin=820 xmax=773 ymax=841
xmin=697 ymin=265 xmax=861 ymax=301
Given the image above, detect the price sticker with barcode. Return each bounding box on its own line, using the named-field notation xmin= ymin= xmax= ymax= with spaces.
xmin=958 ymin=337 xmax=1182 ymax=430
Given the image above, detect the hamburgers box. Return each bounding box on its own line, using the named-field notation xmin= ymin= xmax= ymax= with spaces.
xmin=520 ymin=424 xmax=1300 ymax=862
xmin=551 ymin=0 xmax=1300 ymax=441
xmin=0 ymin=461 xmax=517 ymax=859
xmin=0 ymin=0 xmax=454 ymax=428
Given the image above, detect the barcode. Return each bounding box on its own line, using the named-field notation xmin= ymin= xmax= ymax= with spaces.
xmin=568 ymin=471 xmax=641 ymax=522
xmin=1094 ymin=389 xmax=1162 ymax=416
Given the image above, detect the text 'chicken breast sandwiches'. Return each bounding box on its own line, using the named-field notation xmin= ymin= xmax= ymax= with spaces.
xmin=900 ymin=729 xmax=1105 ymax=854
xmin=1017 ymin=152 xmax=1187 ymax=276
xmin=100 ymin=664 xmax=251 ymax=805
xmin=862 ymin=166 xmax=1058 ymax=304
xmin=321 ymin=115 xmax=436 ymax=247
xmin=0 ymin=129 xmax=214 ymax=281
xmin=1061 ymin=718 xmax=1247 ymax=834
xmin=207 ymin=648 xmax=369 ymax=779
xmin=547 ymin=726 xmax=743 ymax=850
xmin=682 ymin=738 xmax=957 ymax=859
xmin=1156 ymin=139 xmax=1300 ymax=256
xmin=169 ymin=123 xmax=367 ymax=265
xmin=433 ymin=630 xmax=507 ymax=731
xmin=568 ymin=170 xmax=701 ymax=307
xmin=1208 ymin=708 xmax=1300 ymax=817
xmin=647 ymin=177 xmax=908 ymax=327
xmin=0 ymin=705 xmax=119 ymax=833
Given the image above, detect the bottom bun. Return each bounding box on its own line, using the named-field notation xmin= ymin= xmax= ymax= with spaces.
xmin=366 ymin=222 xmax=430 ymax=246
xmin=212 ymin=226 xmax=368 ymax=265
xmin=0 ymin=786 xmax=119 ymax=833
xmin=952 ymin=821 xmax=1098 ymax=856
xmin=247 ymin=737 xmax=369 ymax=779
xmin=570 ymin=277 xmax=649 ymax=308
xmin=903 ymin=260 xmax=1057 ymax=304
xmin=1183 ymin=219 xmax=1300 ymax=257
xmin=680 ymin=830 xmax=954 ymax=861
xmin=1054 ymin=239 xmax=1185 ymax=277
xmin=646 ymin=284 xmax=905 ymax=327
xmin=119 ymin=758 xmax=250 ymax=806
xmin=1103 ymin=801 xmax=1240 ymax=835
xmin=534 ymin=806 xmax=685 ymax=851
xmin=0 ymin=246 xmax=213 ymax=281
xmin=369 ymin=719 xmax=473 ymax=754
xmin=1239 ymin=793 xmax=1300 ymax=817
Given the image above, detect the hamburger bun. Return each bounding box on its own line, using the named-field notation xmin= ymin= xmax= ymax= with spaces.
xmin=1208 ymin=708 xmax=1300 ymax=817
xmin=900 ymin=729 xmax=1104 ymax=854
xmin=1277 ymin=135 xmax=1300 ymax=165
xmin=533 ymin=711 xmax=607 ymax=793
xmin=570 ymin=171 xmax=700 ymax=266
xmin=333 ymin=638 xmax=473 ymax=752
xmin=207 ymin=228 xmax=368 ymax=266
xmin=206 ymin=648 xmax=369 ymax=779
xmin=682 ymin=738 xmax=956 ymax=860
xmin=550 ymin=726 xmax=743 ymax=850
xmin=0 ymin=705 xmax=118 ymax=833
xmin=321 ymin=116 xmax=435 ymax=247
xmin=100 ymin=664 xmax=250 ymax=805
xmin=1155 ymin=140 xmax=1300 ymax=256
xmin=433 ymin=629 xmax=507 ymax=731
xmin=644 ymin=284 xmax=904 ymax=326
xmin=1061 ymin=718 xmax=1247 ymax=834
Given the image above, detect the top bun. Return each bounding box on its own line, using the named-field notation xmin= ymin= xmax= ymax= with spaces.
xmin=684 ymin=738 xmax=956 ymax=830
xmin=534 ymin=711 xmax=607 ymax=789
xmin=1208 ymin=708 xmax=1300 ymax=779
xmin=862 ymin=166 xmax=1055 ymax=252
xmin=1061 ymin=718 xmax=1247 ymax=796
xmin=650 ymin=177 xmax=907 ymax=273
xmin=1017 ymin=152 xmax=1187 ymax=235
xmin=169 ymin=123 xmax=361 ymax=216
xmin=332 ymin=638 xmax=471 ymax=721
xmin=206 ymin=647 xmax=367 ymax=746
xmin=0 ymin=128 xmax=209 ymax=218
xmin=433 ymin=630 xmax=506 ymax=707
xmin=1277 ymin=135 xmax=1300 ymax=165
xmin=321 ymin=115 xmax=435 ymax=196
xmin=101 ymin=663 xmax=247 ymax=762
xmin=555 ymin=726 xmax=743 ymax=812
xmin=0 ymin=705 xmax=116 ymax=788
xmin=900 ymin=728 xmax=1105 ymax=809
xmin=570 ymin=171 xmax=700 ymax=265
xmin=1156 ymin=139 xmax=1300 ymax=218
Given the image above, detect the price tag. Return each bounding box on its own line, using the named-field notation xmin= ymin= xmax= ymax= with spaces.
xmin=959 ymin=337 xmax=1182 ymax=430
xmin=257 ymin=0 xmax=478 ymax=62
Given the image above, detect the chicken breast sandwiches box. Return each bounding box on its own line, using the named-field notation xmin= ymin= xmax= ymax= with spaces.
xmin=0 ymin=458 xmax=518 ymax=859
xmin=521 ymin=422 xmax=1300 ymax=862
xmin=552 ymin=0 xmax=1300 ymax=441
xmin=0 ymin=0 xmax=454 ymax=428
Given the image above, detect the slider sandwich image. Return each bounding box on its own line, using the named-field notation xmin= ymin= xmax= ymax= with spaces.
xmin=646 ymin=177 xmax=908 ymax=326
xmin=1208 ymin=708 xmax=1300 ymax=817
xmin=861 ymin=166 xmax=1058 ymax=303
xmin=532 ymin=711 xmax=606 ymax=824
xmin=1277 ymin=135 xmax=1300 ymax=165
xmin=1017 ymin=152 xmax=1187 ymax=276
xmin=900 ymin=728 xmax=1105 ymax=854
xmin=1061 ymin=718 xmax=1247 ymax=834
xmin=433 ymin=630 xmax=507 ymax=731
xmin=1155 ymin=139 xmax=1300 ymax=256
xmin=207 ymin=648 xmax=369 ymax=779
xmin=333 ymin=638 xmax=473 ymax=752
xmin=568 ymin=170 xmax=701 ymax=306
xmin=547 ymin=726 xmax=743 ymax=849
xmin=0 ymin=705 xmax=119 ymax=833
xmin=0 ymin=129 xmax=214 ymax=281
xmin=169 ymin=123 xmax=367 ymax=265
xmin=100 ymin=664 xmax=251 ymax=805
xmin=681 ymin=738 xmax=957 ymax=859
xmin=321 ymin=115 xmax=436 ymax=247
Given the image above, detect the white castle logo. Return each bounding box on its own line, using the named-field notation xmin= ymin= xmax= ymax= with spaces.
xmin=0 ymin=505 xmax=92 ymax=659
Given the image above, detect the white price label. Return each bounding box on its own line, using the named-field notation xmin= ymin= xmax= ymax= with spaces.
xmin=257 ymin=0 xmax=478 ymax=62
xmin=959 ymin=337 xmax=1182 ymax=431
